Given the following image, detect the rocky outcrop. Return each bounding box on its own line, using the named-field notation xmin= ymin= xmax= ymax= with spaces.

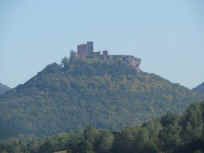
xmin=109 ymin=55 xmax=141 ymax=72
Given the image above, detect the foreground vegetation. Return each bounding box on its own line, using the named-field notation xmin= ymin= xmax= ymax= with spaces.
xmin=1 ymin=101 xmax=204 ymax=153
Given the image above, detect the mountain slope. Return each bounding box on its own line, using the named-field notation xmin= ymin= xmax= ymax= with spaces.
xmin=0 ymin=83 xmax=10 ymax=95
xmin=193 ymin=82 xmax=204 ymax=93
xmin=0 ymin=56 xmax=203 ymax=138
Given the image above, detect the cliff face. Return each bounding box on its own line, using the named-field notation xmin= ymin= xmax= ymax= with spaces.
xmin=121 ymin=56 xmax=141 ymax=72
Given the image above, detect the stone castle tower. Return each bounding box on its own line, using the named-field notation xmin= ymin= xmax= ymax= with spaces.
xmin=74 ymin=41 xmax=141 ymax=72
xmin=77 ymin=41 xmax=94 ymax=58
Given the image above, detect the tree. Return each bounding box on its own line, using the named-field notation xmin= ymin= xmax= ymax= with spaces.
xmin=159 ymin=123 xmax=181 ymax=152
xmin=61 ymin=57 xmax=69 ymax=69
xmin=96 ymin=130 xmax=114 ymax=153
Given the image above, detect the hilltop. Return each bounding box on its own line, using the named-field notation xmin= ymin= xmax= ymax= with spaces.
xmin=0 ymin=54 xmax=203 ymax=139
xmin=0 ymin=83 xmax=10 ymax=95
xmin=0 ymin=42 xmax=203 ymax=139
xmin=193 ymin=82 xmax=204 ymax=93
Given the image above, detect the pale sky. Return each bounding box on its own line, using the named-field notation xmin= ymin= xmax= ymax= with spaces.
xmin=0 ymin=0 xmax=204 ymax=88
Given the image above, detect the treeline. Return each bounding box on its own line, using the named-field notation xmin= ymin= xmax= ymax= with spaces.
xmin=1 ymin=101 xmax=204 ymax=153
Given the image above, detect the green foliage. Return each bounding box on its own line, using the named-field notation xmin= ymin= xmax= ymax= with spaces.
xmin=1 ymin=101 xmax=204 ymax=153
xmin=0 ymin=56 xmax=203 ymax=139
xmin=61 ymin=57 xmax=69 ymax=69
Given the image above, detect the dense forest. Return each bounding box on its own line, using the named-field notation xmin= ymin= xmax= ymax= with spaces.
xmin=0 ymin=83 xmax=10 ymax=95
xmin=1 ymin=101 xmax=204 ymax=153
xmin=0 ymin=55 xmax=203 ymax=138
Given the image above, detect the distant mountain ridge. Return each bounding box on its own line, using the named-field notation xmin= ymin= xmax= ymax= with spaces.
xmin=0 ymin=83 xmax=10 ymax=95
xmin=193 ymin=82 xmax=204 ymax=93
xmin=0 ymin=55 xmax=203 ymax=139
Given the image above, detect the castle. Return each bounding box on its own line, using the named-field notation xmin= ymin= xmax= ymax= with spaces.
xmin=74 ymin=41 xmax=108 ymax=58
xmin=73 ymin=41 xmax=141 ymax=72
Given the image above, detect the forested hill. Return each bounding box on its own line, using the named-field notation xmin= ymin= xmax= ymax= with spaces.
xmin=0 ymin=83 xmax=10 ymax=95
xmin=0 ymin=55 xmax=203 ymax=139
xmin=193 ymin=83 xmax=204 ymax=93
xmin=2 ymin=101 xmax=204 ymax=153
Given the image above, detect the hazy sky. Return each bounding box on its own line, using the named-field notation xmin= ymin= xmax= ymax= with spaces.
xmin=0 ymin=0 xmax=204 ymax=88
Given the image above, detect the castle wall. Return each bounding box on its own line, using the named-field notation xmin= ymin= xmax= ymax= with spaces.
xmin=87 ymin=41 xmax=94 ymax=53
xmin=77 ymin=42 xmax=94 ymax=58
xmin=75 ymin=42 xmax=141 ymax=72
xmin=109 ymin=55 xmax=141 ymax=72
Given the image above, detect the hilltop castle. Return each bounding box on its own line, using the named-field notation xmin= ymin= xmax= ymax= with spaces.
xmin=72 ymin=41 xmax=141 ymax=72
xmin=74 ymin=41 xmax=108 ymax=58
